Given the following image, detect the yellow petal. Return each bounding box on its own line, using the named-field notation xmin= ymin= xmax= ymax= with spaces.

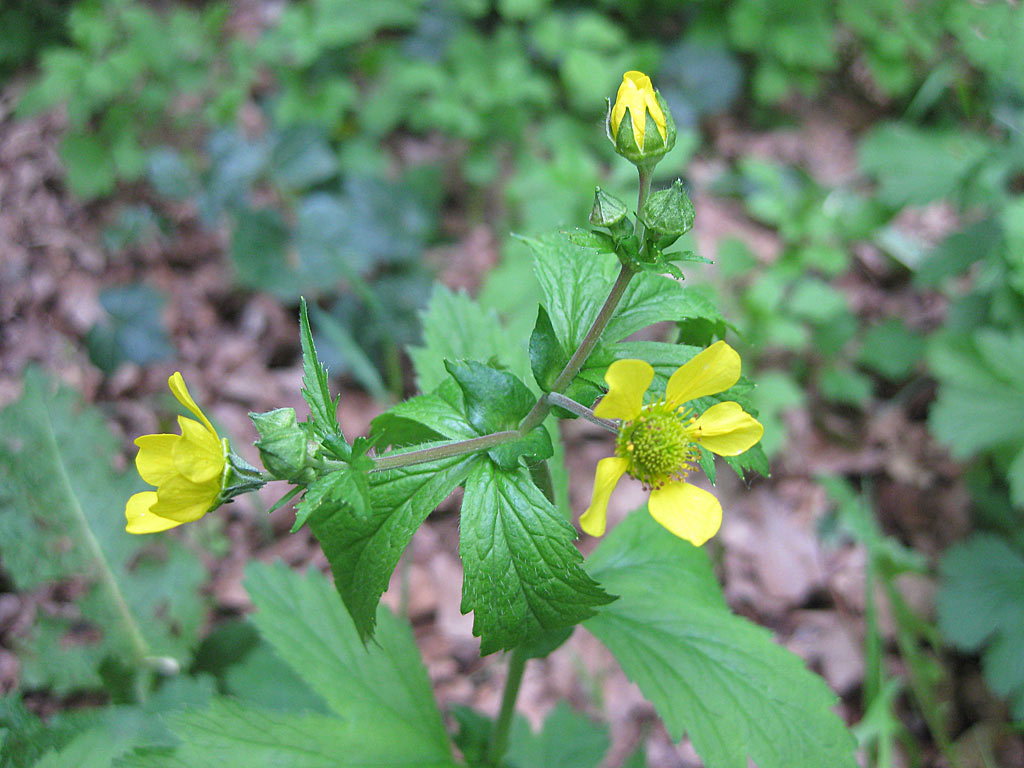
xmin=594 ymin=359 xmax=653 ymax=420
xmin=580 ymin=457 xmax=629 ymax=537
xmin=610 ymin=71 xmax=666 ymax=148
xmin=168 ymin=372 xmax=217 ymax=438
xmin=149 ymin=475 xmax=220 ymax=523
xmin=173 ymin=416 xmax=225 ymax=483
xmin=648 ymin=481 xmax=722 ymax=546
xmin=665 ymin=341 xmax=741 ymax=408
xmin=686 ymin=401 xmax=764 ymax=456
xmin=134 ymin=434 xmax=180 ymax=486
xmin=125 ymin=491 xmax=183 ymax=534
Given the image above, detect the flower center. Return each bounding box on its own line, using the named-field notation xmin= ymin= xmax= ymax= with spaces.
xmin=615 ymin=404 xmax=699 ymax=489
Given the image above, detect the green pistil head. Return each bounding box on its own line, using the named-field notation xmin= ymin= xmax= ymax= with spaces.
xmin=615 ymin=404 xmax=699 ymax=489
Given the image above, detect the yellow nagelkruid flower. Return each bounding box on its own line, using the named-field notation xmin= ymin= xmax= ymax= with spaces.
xmin=125 ymin=372 xmax=228 ymax=534
xmin=610 ymin=70 xmax=667 ymax=151
xmin=580 ymin=342 xmax=764 ymax=546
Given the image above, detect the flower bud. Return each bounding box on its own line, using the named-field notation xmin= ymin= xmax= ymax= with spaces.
xmin=641 ymin=179 xmax=694 ymax=246
xmin=607 ymin=71 xmax=676 ymax=169
xmin=589 ymin=187 xmax=630 ymax=237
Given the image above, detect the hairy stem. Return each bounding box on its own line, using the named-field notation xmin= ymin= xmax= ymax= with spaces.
xmin=545 ymin=393 xmax=619 ymax=433
xmin=517 ymin=262 xmax=634 ymax=435
xmin=486 ymin=647 xmax=528 ymax=766
xmin=370 ymin=431 xmax=520 ymax=472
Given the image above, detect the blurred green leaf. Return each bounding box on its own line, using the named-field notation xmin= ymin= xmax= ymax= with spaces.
xmin=0 ymin=370 xmax=205 ymax=693
xmin=938 ymin=535 xmax=1024 ymax=721
xmin=857 ymin=319 xmax=925 ymax=381
xmin=85 ymin=284 xmax=174 ymax=373
xmin=506 ymin=703 xmax=609 ymax=768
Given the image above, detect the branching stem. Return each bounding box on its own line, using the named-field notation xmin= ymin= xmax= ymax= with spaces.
xmin=367 ymin=168 xmax=649 ymax=474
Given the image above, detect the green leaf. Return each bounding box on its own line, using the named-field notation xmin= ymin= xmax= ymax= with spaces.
xmin=408 ymin=285 xmax=528 ymax=393
xmin=529 ymin=305 xmax=565 ymax=393
xmin=59 ymin=132 xmax=116 ymax=198
xmin=371 ymin=379 xmax=478 ymax=448
xmin=309 ymin=450 xmax=481 ymax=641
xmin=445 ymin=360 xmax=552 ymax=469
xmin=857 ymin=320 xmax=925 ymax=381
xmin=85 ymin=284 xmax=174 ymax=373
xmin=858 ymin=123 xmax=992 ymax=207
xmin=292 ymin=462 xmax=370 ymax=534
xmin=506 ymin=702 xmax=609 ymax=768
xmin=224 ymin=642 xmax=328 ymax=714
xmin=528 ymin=233 xmax=722 ymax=358
xmin=937 ymin=535 xmax=1024 ymax=721
xmin=0 ymin=369 xmax=206 ymax=693
xmin=241 ymin=562 xmax=454 ymax=761
xmin=460 ymin=461 xmax=613 ymax=654
xmin=120 ymin=697 xmax=455 ymax=768
xmin=298 ymin=298 xmax=349 ymax=460
xmin=585 ymin=511 xmax=857 ymax=768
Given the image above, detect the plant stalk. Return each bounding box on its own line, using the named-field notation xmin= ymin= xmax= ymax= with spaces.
xmin=486 ymin=647 xmax=528 ymax=766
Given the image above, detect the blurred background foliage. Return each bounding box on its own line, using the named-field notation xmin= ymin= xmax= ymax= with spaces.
xmin=2 ymin=0 xmax=1024 ymax=765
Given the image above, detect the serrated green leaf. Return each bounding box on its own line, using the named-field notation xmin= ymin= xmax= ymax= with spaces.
xmin=506 ymin=702 xmax=609 ymax=768
xmin=409 ymin=285 xmax=528 ymax=393
xmin=445 ymin=360 xmax=552 ymax=468
xmin=298 ymin=298 xmax=348 ymax=459
xmin=460 ymin=461 xmax=613 ymax=654
xmin=32 ymin=725 xmax=135 ymax=768
xmin=242 ymin=563 xmax=454 ymax=763
xmin=371 ymin=379 xmax=478 ymax=449
xmin=529 ymin=232 xmax=722 ymax=357
xmin=120 ymin=696 xmax=455 ymax=768
xmin=0 ymin=369 xmax=206 ymax=693
xmin=585 ymin=511 xmax=857 ymax=768
xmin=224 ymin=643 xmax=328 ymax=714
xmin=309 ymin=450 xmax=481 ymax=640
xmin=292 ymin=462 xmax=370 ymax=533
xmin=938 ymin=534 xmax=1024 ymax=721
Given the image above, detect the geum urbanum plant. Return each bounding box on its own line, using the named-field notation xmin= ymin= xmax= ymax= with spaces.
xmin=122 ymin=72 xmax=858 ymax=768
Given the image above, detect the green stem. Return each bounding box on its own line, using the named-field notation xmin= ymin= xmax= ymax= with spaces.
xmin=518 ymin=262 xmax=635 ymax=435
xmin=486 ymin=647 xmax=528 ymax=766
xmin=368 ymin=173 xmax=648 ymax=474
xmin=370 ymin=431 xmax=520 ymax=472
xmin=545 ymin=393 xmax=618 ymax=433
xmin=634 ymin=166 xmax=653 ymax=254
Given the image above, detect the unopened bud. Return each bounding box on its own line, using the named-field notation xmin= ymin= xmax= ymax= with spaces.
xmin=607 ymin=71 xmax=676 ymax=169
xmin=641 ymin=179 xmax=694 ymax=245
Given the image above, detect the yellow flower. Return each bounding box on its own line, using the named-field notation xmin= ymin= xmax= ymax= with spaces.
xmin=610 ymin=70 xmax=667 ymax=151
xmin=580 ymin=342 xmax=763 ymax=546
xmin=125 ymin=373 xmax=228 ymax=534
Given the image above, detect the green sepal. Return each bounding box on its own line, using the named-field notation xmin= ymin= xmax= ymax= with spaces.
xmin=607 ymin=91 xmax=677 ymax=170
xmin=589 ymin=187 xmax=631 ymax=239
xmin=218 ymin=449 xmax=266 ymax=504
xmin=250 ymin=408 xmax=308 ymax=482
xmin=641 ymin=179 xmax=695 ymax=245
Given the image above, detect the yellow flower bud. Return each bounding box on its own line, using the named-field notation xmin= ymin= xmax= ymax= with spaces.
xmin=607 ymin=71 xmax=676 ymax=169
